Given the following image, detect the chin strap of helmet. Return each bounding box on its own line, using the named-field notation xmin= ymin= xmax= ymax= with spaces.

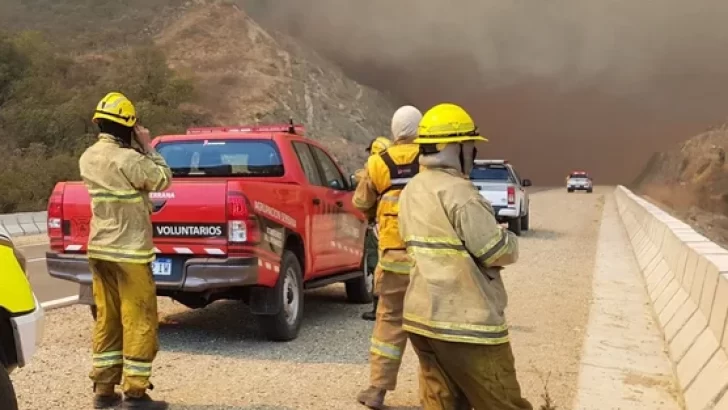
xmin=460 ymin=144 xmax=478 ymax=174
xmin=458 ymin=144 xmax=465 ymax=174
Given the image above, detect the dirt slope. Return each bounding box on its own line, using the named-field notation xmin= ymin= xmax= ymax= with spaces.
xmin=633 ymin=122 xmax=728 ymax=246
xmin=155 ymin=1 xmax=399 ymax=170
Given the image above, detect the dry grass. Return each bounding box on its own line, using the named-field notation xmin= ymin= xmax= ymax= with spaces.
xmin=534 ymin=368 xmax=557 ymax=410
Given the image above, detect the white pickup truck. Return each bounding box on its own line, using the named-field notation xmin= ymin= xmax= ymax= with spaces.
xmin=566 ymin=171 xmax=593 ymax=193
xmin=469 ymin=159 xmax=532 ymax=236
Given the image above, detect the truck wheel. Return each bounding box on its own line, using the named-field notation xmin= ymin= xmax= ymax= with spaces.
xmin=256 ymin=251 xmax=304 ymax=342
xmin=587 ymin=188 xmax=593 ymax=193
xmin=90 ymin=305 xmax=97 ymax=321
xmin=345 ymin=253 xmax=374 ymax=304
xmin=508 ymin=217 xmax=522 ymax=236
xmin=0 ymin=365 xmax=19 ymax=410
xmin=521 ymin=212 xmax=530 ymax=231
xmin=567 ymin=188 xmax=573 ymax=193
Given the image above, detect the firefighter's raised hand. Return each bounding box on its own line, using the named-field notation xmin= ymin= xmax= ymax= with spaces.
xmin=133 ymin=125 xmax=152 ymax=150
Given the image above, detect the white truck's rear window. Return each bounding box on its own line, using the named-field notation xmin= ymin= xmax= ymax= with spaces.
xmin=470 ymin=165 xmax=513 ymax=182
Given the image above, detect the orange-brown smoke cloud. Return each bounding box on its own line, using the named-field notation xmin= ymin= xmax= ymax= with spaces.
xmin=244 ymin=0 xmax=728 ymax=184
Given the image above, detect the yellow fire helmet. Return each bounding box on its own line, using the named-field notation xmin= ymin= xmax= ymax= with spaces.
xmin=414 ymin=103 xmax=488 ymax=145
xmin=92 ymin=92 xmax=138 ymax=127
xmin=366 ymin=136 xmax=392 ymax=156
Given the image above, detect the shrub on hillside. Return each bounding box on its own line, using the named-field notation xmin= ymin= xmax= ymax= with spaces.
xmin=0 ymin=31 xmax=209 ymax=212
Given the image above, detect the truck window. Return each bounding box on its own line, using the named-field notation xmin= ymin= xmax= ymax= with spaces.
xmin=510 ymin=167 xmax=522 ymax=185
xmin=292 ymin=142 xmax=323 ymax=186
xmin=156 ymin=140 xmax=284 ymax=177
xmin=310 ymin=146 xmax=346 ymax=190
xmin=470 ymin=164 xmax=514 ymax=182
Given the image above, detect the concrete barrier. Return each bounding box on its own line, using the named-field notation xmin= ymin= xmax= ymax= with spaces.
xmin=615 ymin=185 xmax=728 ymax=409
xmin=0 ymin=211 xmax=47 ymax=237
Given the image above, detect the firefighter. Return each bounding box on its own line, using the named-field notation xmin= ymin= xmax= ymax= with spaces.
xmin=358 ymin=136 xmax=392 ymax=321
xmin=398 ymin=103 xmax=533 ymax=410
xmin=353 ymin=106 xmax=422 ymax=409
xmin=79 ymin=92 xmax=172 ymax=409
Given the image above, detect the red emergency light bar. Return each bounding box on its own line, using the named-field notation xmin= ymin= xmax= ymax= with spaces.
xmin=186 ymin=123 xmax=306 ymax=135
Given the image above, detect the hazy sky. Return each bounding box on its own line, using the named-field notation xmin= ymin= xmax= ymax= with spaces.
xmin=247 ymin=0 xmax=728 ymax=183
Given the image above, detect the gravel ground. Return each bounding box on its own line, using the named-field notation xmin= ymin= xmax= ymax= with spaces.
xmin=12 ymin=187 xmax=606 ymax=410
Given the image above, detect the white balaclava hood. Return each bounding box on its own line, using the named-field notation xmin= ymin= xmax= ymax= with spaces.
xmin=391 ymin=105 xmax=422 ymax=142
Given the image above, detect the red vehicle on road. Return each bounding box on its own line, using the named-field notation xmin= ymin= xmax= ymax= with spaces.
xmin=45 ymin=124 xmax=371 ymax=341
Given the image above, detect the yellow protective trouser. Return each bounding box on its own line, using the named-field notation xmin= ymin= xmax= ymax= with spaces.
xmin=408 ymin=333 xmax=533 ymax=410
xmin=369 ymin=266 xmax=410 ymax=390
xmin=88 ymin=259 xmax=159 ymax=398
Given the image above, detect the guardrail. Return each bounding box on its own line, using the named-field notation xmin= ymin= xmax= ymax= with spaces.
xmin=615 ymin=185 xmax=728 ymax=409
xmin=0 ymin=211 xmax=47 ymax=236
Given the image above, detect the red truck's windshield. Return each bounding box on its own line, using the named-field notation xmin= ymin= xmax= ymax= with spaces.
xmin=156 ymin=139 xmax=284 ymax=177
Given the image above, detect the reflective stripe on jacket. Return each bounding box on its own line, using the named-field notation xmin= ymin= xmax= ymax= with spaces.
xmin=79 ymin=134 xmax=172 ymax=264
xmin=352 ymin=143 xmax=420 ymax=275
xmin=398 ymin=167 xmax=519 ymax=345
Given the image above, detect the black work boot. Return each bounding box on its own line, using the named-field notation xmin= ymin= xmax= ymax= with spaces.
xmin=93 ymin=393 xmax=122 ymax=409
xmin=356 ymin=386 xmax=387 ymax=409
xmin=121 ymin=394 xmax=169 ymax=409
xmin=361 ymin=296 xmax=378 ymax=321
xmin=93 ymin=383 xmax=122 ymax=409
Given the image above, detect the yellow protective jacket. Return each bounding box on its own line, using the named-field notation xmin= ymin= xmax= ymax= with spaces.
xmin=398 ymin=167 xmax=519 ymax=345
xmin=352 ymin=142 xmax=420 ymax=273
xmin=79 ymin=134 xmax=172 ymax=264
xmin=0 ymin=226 xmax=35 ymax=314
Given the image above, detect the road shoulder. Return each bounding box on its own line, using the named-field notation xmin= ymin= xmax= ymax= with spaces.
xmin=572 ymin=193 xmax=682 ymax=409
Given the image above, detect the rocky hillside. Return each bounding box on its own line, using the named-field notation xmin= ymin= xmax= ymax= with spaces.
xmin=0 ymin=0 xmax=400 ymax=212
xmin=155 ymin=1 xmax=399 ymax=169
xmin=633 ymin=123 xmax=728 ymax=246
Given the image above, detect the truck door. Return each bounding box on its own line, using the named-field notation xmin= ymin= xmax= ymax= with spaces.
xmin=309 ymin=145 xmax=363 ymax=272
xmin=291 ymin=142 xmax=333 ymax=276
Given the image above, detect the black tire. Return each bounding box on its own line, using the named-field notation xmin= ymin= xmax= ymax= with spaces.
xmin=521 ymin=212 xmax=530 ymax=231
xmin=256 ymin=251 xmax=304 ymax=342
xmin=0 ymin=365 xmax=19 ymax=410
xmin=345 ymin=251 xmax=374 ymax=304
xmin=587 ymin=189 xmax=593 ymax=193
xmin=567 ymin=188 xmax=574 ymax=193
xmin=90 ymin=305 xmax=97 ymax=321
xmin=508 ymin=217 xmax=522 ymax=236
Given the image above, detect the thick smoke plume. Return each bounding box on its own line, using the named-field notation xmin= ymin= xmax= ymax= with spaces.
xmin=245 ymin=0 xmax=728 ymax=184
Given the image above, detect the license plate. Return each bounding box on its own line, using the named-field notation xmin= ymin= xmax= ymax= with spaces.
xmin=152 ymin=258 xmax=172 ymax=276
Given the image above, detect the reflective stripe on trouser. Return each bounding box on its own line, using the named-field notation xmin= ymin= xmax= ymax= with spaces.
xmin=407 ymin=333 xmax=533 ymax=410
xmin=369 ymin=268 xmax=410 ymax=390
xmin=89 ymin=259 xmax=159 ymax=398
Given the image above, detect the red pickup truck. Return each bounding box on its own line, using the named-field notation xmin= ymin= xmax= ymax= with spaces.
xmin=45 ymin=124 xmax=371 ymax=341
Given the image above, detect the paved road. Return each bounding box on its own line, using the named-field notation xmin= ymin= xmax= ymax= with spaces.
xmin=11 ymin=186 xmax=681 ymax=410
xmin=19 ymin=242 xmax=79 ymax=304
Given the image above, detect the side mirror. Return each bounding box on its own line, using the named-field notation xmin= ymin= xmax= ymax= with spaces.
xmin=329 ymin=179 xmax=343 ymax=190
xmin=349 ymin=174 xmax=358 ymax=190
xmin=522 ymin=179 xmax=532 ymax=187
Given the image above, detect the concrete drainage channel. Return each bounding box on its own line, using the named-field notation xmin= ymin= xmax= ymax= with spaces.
xmin=616 ymin=185 xmax=728 ymax=410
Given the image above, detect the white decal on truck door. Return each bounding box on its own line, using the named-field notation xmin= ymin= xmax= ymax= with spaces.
xmin=253 ymin=201 xmax=297 ymax=228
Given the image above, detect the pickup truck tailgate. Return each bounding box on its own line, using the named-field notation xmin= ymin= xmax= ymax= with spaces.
xmin=59 ymin=181 xmax=229 ymax=256
xmin=150 ymin=181 xmax=228 ymax=255
xmin=472 ymin=182 xmax=510 ymax=207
